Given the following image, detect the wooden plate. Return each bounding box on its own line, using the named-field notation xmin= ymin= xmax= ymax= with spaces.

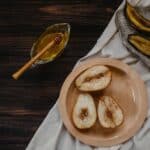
xmin=58 ymin=58 xmax=148 ymax=147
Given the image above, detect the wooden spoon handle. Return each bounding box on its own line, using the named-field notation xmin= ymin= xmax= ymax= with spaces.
xmin=12 ymin=35 xmax=62 ymax=80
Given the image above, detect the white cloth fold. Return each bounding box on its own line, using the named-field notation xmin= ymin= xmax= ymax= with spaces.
xmin=26 ymin=0 xmax=150 ymax=149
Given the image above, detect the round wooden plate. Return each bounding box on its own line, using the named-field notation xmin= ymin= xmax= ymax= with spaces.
xmin=58 ymin=58 xmax=148 ymax=147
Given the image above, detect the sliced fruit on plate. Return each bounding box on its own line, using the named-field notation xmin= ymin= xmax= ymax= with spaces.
xmin=125 ymin=2 xmax=150 ymax=33
xmin=98 ymin=96 xmax=124 ymax=128
xmin=128 ymin=34 xmax=150 ymax=56
xmin=75 ymin=65 xmax=112 ymax=92
xmin=72 ymin=93 xmax=96 ymax=129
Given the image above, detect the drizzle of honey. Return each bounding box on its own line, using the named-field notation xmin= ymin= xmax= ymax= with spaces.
xmin=33 ymin=32 xmax=68 ymax=61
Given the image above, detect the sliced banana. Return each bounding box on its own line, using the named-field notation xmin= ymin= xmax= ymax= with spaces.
xmin=125 ymin=2 xmax=150 ymax=32
xmin=72 ymin=93 xmax=96 ymax=129
xmin=75 ymin=65 xmax=112 ymax=92
xmin=98 ymin=96 xmax=124 ymax=128
xmin=128 ymin=34 xmax=150 ymax=56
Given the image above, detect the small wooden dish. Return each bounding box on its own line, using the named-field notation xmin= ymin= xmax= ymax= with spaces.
xmin=58 ymin=58 xmax=148 ymax=147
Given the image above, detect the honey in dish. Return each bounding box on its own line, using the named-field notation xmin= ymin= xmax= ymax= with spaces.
xmin=33 ymin=32 xmax=68 ymax=61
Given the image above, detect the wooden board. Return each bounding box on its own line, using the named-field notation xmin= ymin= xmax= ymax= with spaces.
xmin=0 ymin=0 xmax=122 ymax=149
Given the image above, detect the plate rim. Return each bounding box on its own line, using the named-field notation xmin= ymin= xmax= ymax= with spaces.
xmin=58 ymin=58 xmax=148 ymax=147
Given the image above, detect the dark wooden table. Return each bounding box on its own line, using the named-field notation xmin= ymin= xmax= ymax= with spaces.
xmin=0 ymin=0 xmax=122 ymax=149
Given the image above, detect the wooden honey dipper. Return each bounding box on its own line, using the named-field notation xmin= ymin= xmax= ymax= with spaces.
xmin=12 ymin=34 xmax=62 ymax=80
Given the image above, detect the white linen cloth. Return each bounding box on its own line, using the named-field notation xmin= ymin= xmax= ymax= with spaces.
xmin=26 ymin=0 xmax=150 ymax=149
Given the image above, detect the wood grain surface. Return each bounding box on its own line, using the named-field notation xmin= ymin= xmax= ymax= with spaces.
xmin=0 ymin=0 xmax=121 ymax=149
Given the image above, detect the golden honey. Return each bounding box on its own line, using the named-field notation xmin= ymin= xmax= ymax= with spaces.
xmin=34 ymin=32 xmax=68 ymax=61
xmin=31 ymin=23 xmax=70 ymax=64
